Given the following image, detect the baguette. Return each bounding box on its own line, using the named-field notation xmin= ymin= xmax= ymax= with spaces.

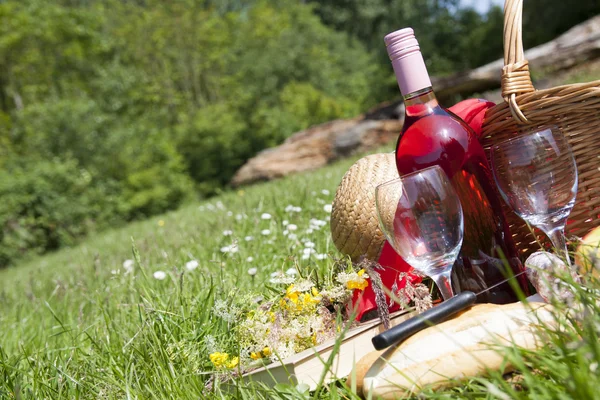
xmin=363 ymin=302 xmax=555 ymax=399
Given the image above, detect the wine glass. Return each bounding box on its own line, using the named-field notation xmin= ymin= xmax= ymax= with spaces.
xmin=375 ymin=165 xmax=464 ymax=301
xmin=490 ymin=126 xmax=578 ymax=265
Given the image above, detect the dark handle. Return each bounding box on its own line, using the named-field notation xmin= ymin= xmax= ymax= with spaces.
xmin=371 ymin=291 xmax=477 ymax=350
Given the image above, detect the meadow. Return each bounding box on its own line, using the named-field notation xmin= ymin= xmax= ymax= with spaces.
xmin=2 ymin=145 xmax=600 ymax=399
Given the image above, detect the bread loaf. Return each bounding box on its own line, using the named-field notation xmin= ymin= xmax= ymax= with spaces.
xmin=362 ymin=302 xmax=555 ymax=399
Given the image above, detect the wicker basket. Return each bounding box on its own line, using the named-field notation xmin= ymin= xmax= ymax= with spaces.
xmin=480 ymin=0 xmax=600 ymax=256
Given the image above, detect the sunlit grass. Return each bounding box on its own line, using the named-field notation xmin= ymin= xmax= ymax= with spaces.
xmin=2 ymin=142 xmax=600 ymax=399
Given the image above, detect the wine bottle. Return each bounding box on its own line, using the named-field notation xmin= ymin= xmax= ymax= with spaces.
xmin=384 ymin=28 xmax=528 ymax=303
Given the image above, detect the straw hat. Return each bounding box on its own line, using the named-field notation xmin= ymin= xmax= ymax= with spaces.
xmin=330 ymin=152 xmax=399 ymax=261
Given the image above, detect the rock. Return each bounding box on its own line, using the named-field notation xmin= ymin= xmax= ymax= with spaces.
xmin=230 ymin=118 xmax=402 ymax=187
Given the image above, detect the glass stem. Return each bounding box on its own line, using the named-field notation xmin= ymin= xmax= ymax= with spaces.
xmin=432 ymin=268 xmax=454 ymax=301
xmin=547 ymin=227 xmax=571 ymax=266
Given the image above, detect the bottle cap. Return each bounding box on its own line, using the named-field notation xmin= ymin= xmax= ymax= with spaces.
xmin=384 ymin=28 xmax=432 ymax=96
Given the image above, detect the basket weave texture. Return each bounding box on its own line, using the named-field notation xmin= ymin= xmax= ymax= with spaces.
xmin=330 ymin=153 xmax=398 ymax=261
xmin=481 ymin=0 xmax=600 ymax=255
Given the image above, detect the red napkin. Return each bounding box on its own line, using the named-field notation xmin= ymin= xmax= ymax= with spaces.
xmin=352 ymin=98 xmax=495 ymax=321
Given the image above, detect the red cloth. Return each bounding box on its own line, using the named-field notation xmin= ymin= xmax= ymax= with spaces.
xmin=351 ymin=98 xmax=495 ymax=321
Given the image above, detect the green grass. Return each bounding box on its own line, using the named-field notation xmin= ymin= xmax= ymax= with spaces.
xmin=2 ymin=146 xmax=600 ymax=399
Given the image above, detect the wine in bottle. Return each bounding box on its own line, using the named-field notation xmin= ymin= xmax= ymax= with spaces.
xmin=384 ymin=28 xmax=528 ymax=303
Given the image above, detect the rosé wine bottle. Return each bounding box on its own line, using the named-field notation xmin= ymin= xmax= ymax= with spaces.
xmin=384 ymin=28 xmax=528 ymax=303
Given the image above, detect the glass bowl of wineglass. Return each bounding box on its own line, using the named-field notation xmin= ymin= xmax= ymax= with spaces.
xmin=490 ymin=126 xmax=578 ymax=265
xmin=375 ymin=165 xmax=464 ymax=301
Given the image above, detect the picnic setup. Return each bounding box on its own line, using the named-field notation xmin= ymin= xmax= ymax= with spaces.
xmin=230 ymin=0 xmax=600 ymax=397
xmin=2 ymin=0 xmax=600 ymax=399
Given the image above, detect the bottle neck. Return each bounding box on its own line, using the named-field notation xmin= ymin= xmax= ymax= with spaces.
xmin=403 ymin=87 xmax=438 ymax=118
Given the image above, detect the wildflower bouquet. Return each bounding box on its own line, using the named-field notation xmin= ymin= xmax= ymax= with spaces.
xmin=208 ymin=260 xmax=433 ymax=375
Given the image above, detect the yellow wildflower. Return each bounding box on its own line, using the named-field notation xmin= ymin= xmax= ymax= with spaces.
xmin=250 ymin=351 xmax=262 ymax=360
xmin=210 ymin=352 xmax=238 ymax=369
xmin=262 ymin=346 xmax=272 ymax=357
xmin=285 ymin=284 xmax=299 ymax=304
xmin=347 ymin=279 xmax=369 ymax=291
xmin=311 ymin=287 xmax=320 ymax=297
xmin=346 ymin=270 xmax=369 ymax=291
xmin=225 ymin=356 xmax=239 ymax=369
xmin=209 ymin=352 xmax=229 ymax=368
xmin=158 ymin=220 xmax=165 ymax=227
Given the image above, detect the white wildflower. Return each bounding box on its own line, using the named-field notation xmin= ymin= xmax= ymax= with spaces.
xmin=323 ymin=204 xmax=333 ymax=213
xmin=282 ymin=230 xmax=289 ymax=236
xmin=220 ymin=244 xmax=239 ymax=253
xmin=293 ymin=279 xmax=314 ymax=292
xmin=270 ymin=272 xmax=295 ymax=285
xmin=261 ymin=229 xmax=271 ymax=236
xmin=303 ymin=248 xmax=315 ymax=255
xmin=236 ymin=214 xmax=243 ymax=221
xmin=261 ymin=213 xmax=272 ymax=220
xmin=288 ymin=224 xmax=297 ymax=231
xmin=246 ymin=256 xmax=254 ymax=262
xmin=226 ymin=211 xmax=233 ymax=217
xmin=305 ymin=229 xmax=314 ymax=234
xmin=244 ymin=236 xmax=253 ymax=241
xmin=215 ymin=201 xmax=225 ymax=210
xmin=212 ymin=299 xmax=236 ymax=323
xmin=223 ymin=230 xmax=233 ymax=236
xmin=301 ymin=254 xmax=310 ymax=260
xmin=304 ymin=241 xmax=315 ymax=248
xmin=204 ymin=334 xmax=218 ymax=354
xmin=315 ymin=253 xmax=327 ymax=260
xmin=153 ymin=271 xmax=167 ymax=280
xmin=282 ymin=220 xmax=289 ymax=226
xmin=286 ymin=268 xmax=298 ymax=276
xmin=321 ymin=189 xmax=330 ymax=196
xmin=288 ymin=233 xmax=298 ymax=241
xmin=185 ymin=260 xmax=199 ymax=271
xmin=123 ymin=259 xmax=134 ymax=274
xmin=248 ymin=267 xmax=258 ymax=276
xmin=111 ymin=269 xmax=119 ymax=275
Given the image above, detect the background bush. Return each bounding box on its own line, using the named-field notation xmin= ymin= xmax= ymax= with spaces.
xmin=0 ymin=0 xmax=597 ymax=266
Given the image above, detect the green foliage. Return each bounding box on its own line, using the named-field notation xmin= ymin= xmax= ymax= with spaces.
xmin=0 ymin=158 xmax=118 ymax=266
xmin=0 ymin=0 xmax=596 ymax=265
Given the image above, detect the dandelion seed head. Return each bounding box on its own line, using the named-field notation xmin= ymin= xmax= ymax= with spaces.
xmin=185 ymin=260 xmax=199 ymax=271
xmin=153 ymin=271 xmax=167 ymax=280
xmin=248 ymin=267 xmax=258 ymax=276
xmin=123 ymin=259 xmax=134 ymax=274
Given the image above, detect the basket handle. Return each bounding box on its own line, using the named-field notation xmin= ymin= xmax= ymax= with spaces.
xmin=502 ymin=0 xmax=535 ymax=123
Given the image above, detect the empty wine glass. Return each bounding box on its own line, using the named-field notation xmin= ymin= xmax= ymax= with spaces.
xmin=375 ymin=165 xmax=464 ymax=300
xmin=490 ymin=126 xmax=578 ymax=265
